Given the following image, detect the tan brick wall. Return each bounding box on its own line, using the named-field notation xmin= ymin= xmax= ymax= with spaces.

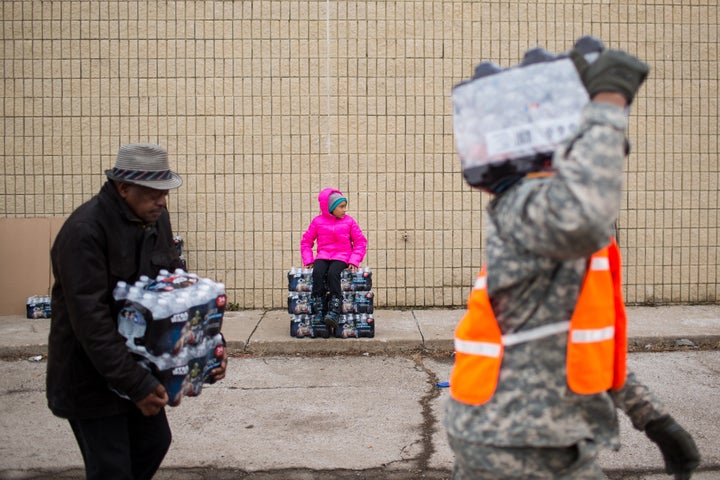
xmin=1 ymin=1 xmax=718 ymax=309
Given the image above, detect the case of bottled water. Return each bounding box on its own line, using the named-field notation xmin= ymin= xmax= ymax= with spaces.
xmin=138 ymin=334 xmax=225 ymax=406
xmin=290 ymin=314 xmax=315 ymax=338
xmin=287 ymin=266 xmax=373 ymax=292
xmin=287 ymin=267 xmax=313 ymax=292
xmin=341 ymin=268 xmax=372 ymax=291
xmin=113 ymin=269 xmax=227 ymax=404
xmin=452 ymin=37 xmax=604 ymax=190
xmin=336 ymin=313 xmax=375 ymax=338
xmin=26 ymin=295 xmax=51 ymax=319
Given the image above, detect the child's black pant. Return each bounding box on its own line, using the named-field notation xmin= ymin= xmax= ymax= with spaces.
xmin=311 ymin=259 xmax=347 ymax=300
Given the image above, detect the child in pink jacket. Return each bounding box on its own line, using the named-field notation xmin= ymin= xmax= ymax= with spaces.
xmin=300 ymin=188 xmax=367 ymax=335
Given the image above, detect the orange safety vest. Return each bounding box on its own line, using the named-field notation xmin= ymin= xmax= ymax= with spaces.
xmin=450 ymin=238 xmax=627 ymax=406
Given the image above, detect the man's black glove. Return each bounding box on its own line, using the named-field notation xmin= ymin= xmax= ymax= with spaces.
xmin=570 ymin=48 xmax=649 ymax=104
xmin=645 ymin=415 xmax=700 ymax=480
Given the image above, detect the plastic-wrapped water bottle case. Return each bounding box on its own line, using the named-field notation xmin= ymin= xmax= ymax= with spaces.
xmin=452 ymin=37 xmax=605 ymax=191
xmin=113 ymin=269 xmax=226 ymax=405
xmin=26 ymin=295 xmax=51 ymax=319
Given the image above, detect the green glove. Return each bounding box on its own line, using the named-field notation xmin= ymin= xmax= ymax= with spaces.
xmin=570 ymin=48 xmax=650 ymax=103
xmin=645 ymin=415 xmax=700 ymax=480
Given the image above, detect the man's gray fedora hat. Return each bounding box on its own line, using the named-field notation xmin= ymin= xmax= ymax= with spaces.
xmin=105 ymin=143 xmax=183 ymax=190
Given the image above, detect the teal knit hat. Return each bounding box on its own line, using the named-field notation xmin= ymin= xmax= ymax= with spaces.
xmin=328 ymin=192 xmax=347 ymax=213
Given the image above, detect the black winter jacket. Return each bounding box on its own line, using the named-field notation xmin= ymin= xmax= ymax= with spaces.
xmin=47 ymin=181 xmax=184 ymax=419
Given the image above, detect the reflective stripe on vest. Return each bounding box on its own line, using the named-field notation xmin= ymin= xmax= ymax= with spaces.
xmin=571 ymin=325 xmax=614 ymax=343
xmin=449 ymin=266 xmax=504 ymax=405
xmin=449 ymin=238 xmax=628 ymax=406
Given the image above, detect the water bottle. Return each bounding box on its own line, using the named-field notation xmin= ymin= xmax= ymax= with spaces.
xmin=573 ymin=35 xmax=604 ymax=62
xmin=173 ymin=291 xmax=190 ymax=317
xmin=186 ymin=284 xmax=202 ymax=306
xmin=131 ymin=315 xmax=148 ymax=345
xmin=140 ymin=292 xmax=156 ymax=311
xmin=127 ymin=286 xmax=142 ymax=301
xmin=118 ymin=286 xmax=140 ymax=342
xmin=126 ymin=292 xmax=154 ymax=342
xmin=115 ymin=286 xmax=132 ymax=340
xmin=112 ymin=281 xmax=128 ymax=302
xmin=156 ymin=269 xmax=170 ymax=282
xmin=521 ymin=47 xmax=556 ymax=66
xmin=155 ymin=298 xmax=171 ymax=321
xmin=472 ymin=61 xmax=502 ymax=80
xmin=135 ymin=275 xmax=151 ymax=289
xmin=197 ymin=279 xmax=214 ymax=304
xmin=117 ymin=311 xmax=135 ymax=343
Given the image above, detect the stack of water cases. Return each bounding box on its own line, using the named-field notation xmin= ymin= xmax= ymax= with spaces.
xmin=287 ymin=267 xmax=375 ymax=339
xmin=113 ymin=269 xmax=227 ymax=406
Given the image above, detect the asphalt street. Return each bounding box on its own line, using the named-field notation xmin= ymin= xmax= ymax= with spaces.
xmin=0 ymin=306 xmax=718 ymax=479
xmin=1 ymin=351 xmax=719 ymax=479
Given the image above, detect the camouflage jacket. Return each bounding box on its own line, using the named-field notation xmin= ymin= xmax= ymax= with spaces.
xmin=444 ymin=102 xmax=668 ymax=448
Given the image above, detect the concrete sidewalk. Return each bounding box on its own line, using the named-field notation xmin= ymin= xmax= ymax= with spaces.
xmin=2 ymin=304 xmax=720 ymax=359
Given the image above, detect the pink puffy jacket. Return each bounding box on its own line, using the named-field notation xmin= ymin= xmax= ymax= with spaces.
xmin=300 ymin=188 xmax=367 ymax=267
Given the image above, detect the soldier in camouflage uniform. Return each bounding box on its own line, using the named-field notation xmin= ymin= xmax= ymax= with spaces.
xmin=444 ymin=48 xmax=701 ymax=479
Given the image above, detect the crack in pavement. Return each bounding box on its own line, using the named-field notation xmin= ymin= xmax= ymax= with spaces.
xmin=410 ymin=352 xmax=442 ymax=473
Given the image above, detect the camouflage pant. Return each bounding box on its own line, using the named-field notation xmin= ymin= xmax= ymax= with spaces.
xmin=447 ymin=435 xmax=607 ymax=480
